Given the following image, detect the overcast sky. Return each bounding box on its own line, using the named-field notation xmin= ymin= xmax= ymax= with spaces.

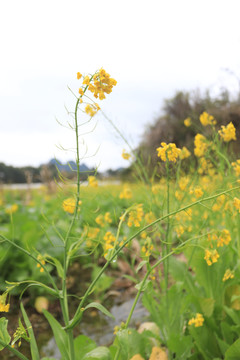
xmin=1 ymin=0 xmax=240 ymax=171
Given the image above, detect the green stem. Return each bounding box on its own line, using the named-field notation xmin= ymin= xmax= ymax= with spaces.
xmin=165 ymin=159 xmax=170 ymax=333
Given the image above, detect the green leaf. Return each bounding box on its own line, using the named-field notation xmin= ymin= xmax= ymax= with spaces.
xmin=221 ymin=322 xmax=234 ymax=344
xmin=114 ymin=329 xmax=145 ymax=359
xmin=85 ymin=302 xmax=115 ymax=319
xmin=45 ymin=255 xmax=64 ymax=279
xmin=225 ymin=338 xmax=240 ymax=360
xmin=20 ymin=302 xmax=40 ymax=360
xmin=43 ymin=309 xmax=70 ymax=360
xmin=223 ymin=306 xmax=240 ymax=325
xmin=189 ymin=325 xmax=221 ymax=359
xmin=0 ymin=318 xmax=11 ymax=350
xmin=136 ymin=260 xmax=147 ymax=273
xmin=135 ymin=279 xmax=150 ymax=291
xmin=82 ymin=346 xmax=111 ymax=359
xmin=199 ymin=297 xmax=215 ymax=317
xmin=122 ymin=274 xmax=138 ymax=284
xmin=168 ymin=334 xmax=192 ymax=359
xmin=74 ymin=335 xmax=96 ymax=359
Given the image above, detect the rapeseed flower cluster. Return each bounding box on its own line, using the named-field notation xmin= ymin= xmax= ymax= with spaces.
xmin=178 ymin=177 xmax=189 ymax=191
xmin=141 ymin=237 xmax=154 ymax=257
xmin=79 ymin=68 xmax=117 ymax=100
xmin=127 ymin=204 xmax=144 ymax=227
xmin=198 ymin=158 xmax=214 ymax=175
xmin=0 ymin=293 xmax=10 ymax=312
xmin=194 ymin=134 xmax=208 ymax=157
xmin=103 ymin=231 xmax=116 ymax=257
xmin=184 ymin=117 xmax=191 ymax=127
xmin=151 ymin=184 xmax=161 ymax=194
xmin=122 ymin=149 xmax=131 ymax=160
xmin=37 ymin=254 xmax=46 ymax=273
xmin=88 ymin=176 xmax=98 ymax=188
xmin=189 ymin=186 xmax=204 ymax=199
xmin=232 ymin=160 xmax=240 ymax=177
xmin=119 ymin=185 xmax=132 ymax=199
xmin=217 ymin=229 xmax=231 ymax=247
xmin=84 ymin=226 xmax=100 ymax=247
xmin=199 ymin=111 xmax=216 ymax=126
xmin=218 ymin=122 xmax=236 ymax=142
xmin=180 ymin=146 xmax=191 ymax=160
xmin=62 ymin=198 xmax=81 ymax=214
xmin=5 ymin=204 xmax=18 ymax=215
xmin=233 ymin=197 xmax=240 ymax=212
xmin=95 ymin=212 xmax=112 ymax=227
xmin=85 ymin=103 xmax=100 ymax=117
xmin=188 ymin=313 xmax=204 ymax=327
xmin=204 ymin=249 xmax=220 ymax=266
xmin=156 ymin=142 xmax=181 ymax=163
xmin=222 ymin=269 xmax=234 ymax=282
xmin=11 ymin=320 xmax=30 ymax=348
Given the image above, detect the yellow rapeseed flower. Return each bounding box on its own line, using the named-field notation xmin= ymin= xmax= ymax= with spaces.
xmin=88 ymin=176 xmax=98 ymax=188
xmin=217 ymin=229 xmax=231 ymax=247
xmin=204 ymin=249 xmax=219 ymax=266
xmin=184 ymin=117 xmax=191 ymax=127
xmin=62 ymin=198 xmax=76 ymax=214
xmin=188 ymin=313 xmax=204 ymax=327
xmin=180 ymin=146 xmax=191 ymax=160
xmin=223 ymin=269 xmax=234 ymax=282
xmin=233 ymin=197 xmax=240 ymax=213
xmin=77 ymin=72 xmax=82 ymax=79
xmin=37 ymin=254 xmax=46 ymax=273
xmin=0 ymin=293 xmax=10 ymax=313
xmin=156 ymin=142 xmax=181 ymax=163
xmin=119 ymin=186 xmax=132 ymax=199
xmin=127 ymin=204 xmax=144 ymax=227
xmin=199 ymin=111 xmax=216 ymax=126
xmin=5 ymin=204 xmax=18 ymax=215
xmin=85 ymin=104 xmax=98 ymax=117
xmin=95 ymin=214 xmax=105 ymax=227
xmin=194 ymin=134 xmax=208 ymax=157
xmin=218 ymin=122 xmax=236 ymax=142
xmin=83 ymin=75 xmax=90 ymax=85
xmin=232 ymin=160 xmax=240 ymax=177
xmin=122 ymin=149 xmax=131 ymax=160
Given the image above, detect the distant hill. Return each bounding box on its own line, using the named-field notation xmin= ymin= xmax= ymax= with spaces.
xmin=48 ymin=159 xmax=90 ymax=173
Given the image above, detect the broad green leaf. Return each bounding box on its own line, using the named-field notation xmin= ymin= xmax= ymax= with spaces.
xmin=189 ymin=325 xmax=221 ymax=359
xmin=82 ymin=346 xmax=111 ymax=359
xmin=223 ymin=306 xmax=240 ymax=325
xmin=215 ymin=335 xmax=229 ymax=356
xmin=225 ymin=338 xmax=240 ymax=360
xmin=167 ymin=334 xmax=192 ymax=359
xmin=74 ymin=335 xmax=96 ymax=359
xmin=221 ymin=322 xmax=234 ymax=344
xmin=114 ymin=329 xmax=145 ymax=359
xmin=199 ymin=297 xmax=215 ymax=317
xmin=46 ymin=255 xmax=64 ymax=279
xmin=0 ymin=318 xmax=11 ymax=350
xmin=43 ymin=309 xmax=70 ymax=360
xmin=85 ymin=302 xmax=115 ymax=319
xmin=20 ymin=302 xmax=40 ymax=360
